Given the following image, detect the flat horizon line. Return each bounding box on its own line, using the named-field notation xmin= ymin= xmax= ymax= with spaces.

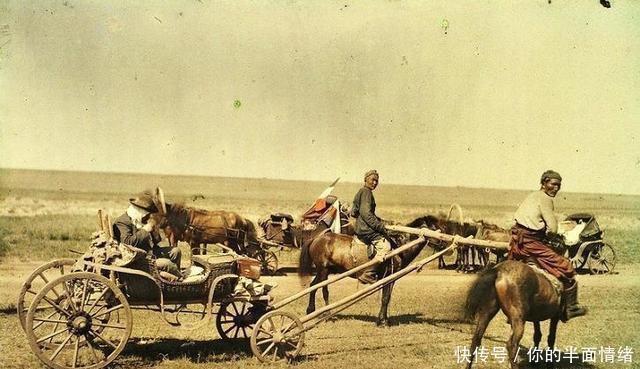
xmin=1 ymin=166 xmax=637 ymax=197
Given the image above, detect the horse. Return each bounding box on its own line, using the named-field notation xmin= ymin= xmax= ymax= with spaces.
xmin=152 ymin=203 xmax=260 ymax=255
xmin=408 ymin=214 xmax=483 ymax=271
xmin=476 ymin=220 xmax=510 ymax=265
xmin=465 ymin=260 xmax=565 ymax=369
xmin=405 ymin=215 xmax=448 ymax=268
xmin=298 ymin=217 xmax=429 ymax=326
xmin=414 ymin=213 xmax=510 ymax=272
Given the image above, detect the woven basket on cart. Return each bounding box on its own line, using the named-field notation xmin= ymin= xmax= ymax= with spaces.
xmin=162 ymin=260 xmax=237 ymax=301
xmin=120 ymin=255 xmax=237 ymax=302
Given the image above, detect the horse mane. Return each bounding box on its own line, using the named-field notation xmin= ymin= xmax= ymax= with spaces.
xmin=476 ymin=219 xmax=507 ymax=232
xmin=406 ymin=215 xmax=439 ymax=229
xmin=165 ymin=202 xmax=191 ymax=233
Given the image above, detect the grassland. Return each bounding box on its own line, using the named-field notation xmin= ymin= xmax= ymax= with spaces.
xmin=1 ymin=169 xmax=639 ymax=369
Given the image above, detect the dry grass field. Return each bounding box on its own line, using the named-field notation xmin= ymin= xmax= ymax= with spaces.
xmin=1 ymin=169 xmax=639 ymax=369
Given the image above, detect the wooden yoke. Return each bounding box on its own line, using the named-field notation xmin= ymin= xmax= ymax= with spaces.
xmin=386 ymin=224 xmax=509 ymax=250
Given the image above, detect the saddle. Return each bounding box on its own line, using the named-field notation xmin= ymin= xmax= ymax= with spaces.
xmin=525 ymin=259 xmax=563 ymax=300
xmin=349 ymin=236 xmax=374 ymax=264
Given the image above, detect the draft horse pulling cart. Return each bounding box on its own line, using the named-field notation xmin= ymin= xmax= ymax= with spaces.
xmin=246 ymin=224 xmax=509 ymax=363
xmin=18 ymin=211 xmax=274 ymax=369
xmin=150 ymin=188 xmax=280 ymax=275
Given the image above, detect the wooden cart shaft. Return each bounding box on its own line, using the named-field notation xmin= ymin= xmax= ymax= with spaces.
xmin=386 ymin=224 xmax=510 ymax=250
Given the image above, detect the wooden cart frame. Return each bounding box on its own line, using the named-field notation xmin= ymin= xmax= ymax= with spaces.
xmin=247 ymin=224 xmax=509 ymax=362
xmin=19 ymin=211 xmax=274 ymax=369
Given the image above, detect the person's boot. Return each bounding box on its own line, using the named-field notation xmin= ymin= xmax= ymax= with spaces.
xmin=562 ymin=280 xmax=588 ymax=321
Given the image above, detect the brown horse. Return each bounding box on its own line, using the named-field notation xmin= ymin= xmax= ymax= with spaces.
xmin=152 ymin=203 xmax=260 ymax=255
xmin=408 ymin=215 xmax=483 ymax=270
xmin=465 ymin=260 xmax=564 ymax=369
xmin=476 ymin=220 xmax=510 ymax=264
xmin=298 ymin=218 xmax=428 ymax=326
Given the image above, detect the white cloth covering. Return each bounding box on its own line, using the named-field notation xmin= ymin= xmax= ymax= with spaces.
xmin=126 ymin=204 xmax=150 ymax=229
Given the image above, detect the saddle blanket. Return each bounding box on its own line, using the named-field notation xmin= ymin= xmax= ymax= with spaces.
xmin=526 ymin=262 xmax=563 ymax=302
xmin=349 ymin=236 xmax=372 ymax=265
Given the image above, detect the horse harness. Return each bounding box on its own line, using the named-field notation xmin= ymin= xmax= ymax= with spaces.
xmin=185 ymin=223 xmax=248 ymax=247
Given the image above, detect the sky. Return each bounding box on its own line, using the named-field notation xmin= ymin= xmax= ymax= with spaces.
xmin=1 ymin=1 xmax=639 ymax=194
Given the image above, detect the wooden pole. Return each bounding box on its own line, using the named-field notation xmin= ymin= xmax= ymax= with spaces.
xmin=101 ymin=213 xmax=110 ymax=238
xmin=105 ymin=214 xmax=113 ymax=239
xmin=97 ymin=209 xmax=104 ymax=232
xmin=386 ymin=224 xmax=509 ymax=250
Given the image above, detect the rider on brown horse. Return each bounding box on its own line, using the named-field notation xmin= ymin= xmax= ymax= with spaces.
xmin=508 ymin=170 xmax=587 ymax=321
xmin=352 ymin=169 xmax=391 ymax=284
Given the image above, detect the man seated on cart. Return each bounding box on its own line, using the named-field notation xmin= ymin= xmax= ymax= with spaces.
xmin=352 ymin=169 xmax=391 ymax=284
xmin=112 ymin=190 xmax=182 ymax=280
xmin=508 ymin=170 xmax=588 ymax=321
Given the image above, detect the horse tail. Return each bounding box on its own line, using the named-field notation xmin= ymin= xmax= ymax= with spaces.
xmin=464 ymin=265 xmax=499 ymax=322
xmin=298 ymin=233 xmax=315 ymax=276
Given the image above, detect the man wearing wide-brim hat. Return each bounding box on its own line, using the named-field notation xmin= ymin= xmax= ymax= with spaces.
xmin=112 ymin=190 xmax=182 ymax=279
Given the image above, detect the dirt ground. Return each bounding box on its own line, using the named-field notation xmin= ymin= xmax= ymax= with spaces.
xmin=2 ymin=260 xmax=639 ymax=369
xmin=1 ymin=178 xmax=638 ymax=368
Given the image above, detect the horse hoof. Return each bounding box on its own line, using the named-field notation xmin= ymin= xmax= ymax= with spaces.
xmin=306 ymin=307 xmax=315 ymax=315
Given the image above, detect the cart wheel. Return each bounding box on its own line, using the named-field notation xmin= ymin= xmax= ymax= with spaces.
xmin=250 ymin=310 xmax=304 ymax=363
xmin=587 ymin=242 xmax=617 ymax=275
xmin=216 ymin=300 xmax=267 ymax=339
xmin=25 ymin=272 xmax=132 ymax=369
xmin=256 ymin=250 xmax=279 ymax=275
xmin=18 ymin=258 xmax=76 ymax=331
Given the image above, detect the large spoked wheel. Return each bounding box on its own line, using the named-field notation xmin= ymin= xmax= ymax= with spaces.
xmin=25 ymin=272 xmax=132 ymax=369
xmin=250 ymin=310 xmax=304 ymax=363
xmin=216 ymin=300 xmax=267 ymax=339
xmin=18 ymin=258 xmax=76 ymax=331
xmin=255 ymin=250 xmax=279 ymax=275
xmin=587 ymin=242 xmax=617 ymax=275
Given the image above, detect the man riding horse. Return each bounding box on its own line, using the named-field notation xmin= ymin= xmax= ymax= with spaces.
xmin=352 ymin=169 xmax=391 ymax=284
xmin=508 ymin=170 xmax=587 ymax=321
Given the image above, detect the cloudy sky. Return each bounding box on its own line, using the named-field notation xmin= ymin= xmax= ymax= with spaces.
xmin=1 ymin=1 xmax=639 ymax=194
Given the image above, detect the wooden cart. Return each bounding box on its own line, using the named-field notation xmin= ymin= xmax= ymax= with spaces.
xmin=247 ymin=224 xmax=509 ymax=363
xmin=19 ymin=212 xmax=274 ymax=369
